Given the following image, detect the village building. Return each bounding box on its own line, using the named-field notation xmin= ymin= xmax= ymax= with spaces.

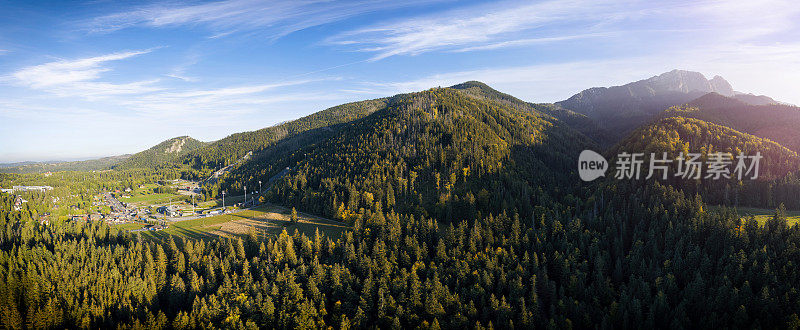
xmin=12 ymin=185 xmax=54 ymax=193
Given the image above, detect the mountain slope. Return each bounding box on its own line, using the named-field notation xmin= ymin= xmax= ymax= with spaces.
xmin=7 ymin=82 xmax=800 ymax=330
xmin=256 ymin=87 xmax=593 ymax=221
xmin=662 ymin=93 xmax=800 ymax=153
xmin=733 ymin=92 xmax=779 ymax=106
xmin=195 ymin=81 xmax=596 ymax=203
xmin=178 ymin=97 xmax=391 ymax=175
xmin=448 ymin=81 xmax=532 ymax=112
xmin=608 ymin=116 xmax=800 ymax=208
xmin=449 ymin=81 xmax=607 ymax=144
xmin=113 ymin=136 xmax=205 ymax=170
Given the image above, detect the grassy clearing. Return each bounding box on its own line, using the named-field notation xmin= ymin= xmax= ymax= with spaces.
xmin=135 ymin=203 xmax=349 ymax=241
xmin=111 ymin=223 xmax=144 ymax=231
xmin=734 ymin=206 xmax=800 ymax=227
xmin=123 ymin=193 xmax=181 ymax=204
xmin=133 ymin=183 xmax=159 ymax=192
xmin=710 ymin=205 xmax=800 ymax=227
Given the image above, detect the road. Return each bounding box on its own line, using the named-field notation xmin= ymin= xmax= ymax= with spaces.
xmin=104 ymin=192 xmax=127 ymax=213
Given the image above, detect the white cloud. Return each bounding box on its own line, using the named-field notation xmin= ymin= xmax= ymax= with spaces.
xmin=165 ymin=73 xmax=198 ymax=82
xmin=11 ymin=50 xmax=161 ymax=98
xmin=330 ymin=0 xmax=800 ymax=60
xmin=0 ymin=99 xmax=119 ymax=122
xmin=7 ymin=49 xmax=338 ymax=111
xmin=121 ymin=79 xmax=337 ymax=118
xmin=165 ymin=55 xmax=200 ymax=82
xmin=13 ymin=50 xmax=147 ymax=87
xmin=451 ymin=33 xmax=615 ymax=52
xmin=87 ymin=0 xmax=444 ymax=40
xmin=328 ymin=0 xmax=627 ymax=59
xmin=4 ymin=48 xmax=348 ymax=131
xmin=166 ymin=80 xmax=317 ymax=99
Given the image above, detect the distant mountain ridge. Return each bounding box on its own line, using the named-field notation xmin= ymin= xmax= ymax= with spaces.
xmin=0 ymin=155 xmax=131 ymax=174
xmin=732 ymin=92 xmax=780 ymax=106
xmin=555 ymin=69 xmax=786 ymax=144
xmin=558 ymin=69 xmax=734 ymax=118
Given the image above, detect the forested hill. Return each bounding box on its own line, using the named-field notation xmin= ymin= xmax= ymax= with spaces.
xmin=608 ymin=116 xmax=800 ymax=209
xmin=113 ymin=136 xmax=205 ymax=170
xmin=257 ymin=87 xmax=594 ymax=221
xmin=662 ymin=93 xmax=800 ymax=153
xmin=177 ymin=97 xmax=391 ymax=174
xmin=448 ymin=81 xmax=531 ymax=111
xmin=0 ymin=154 xmax=130 ymax=174
xmin=450 ymin=81 xmax=607 ymax=144
xmin=6 ymin=84 xmax=800 ymax=329
xmin=192 ymin=81 xmax=597 ymax=202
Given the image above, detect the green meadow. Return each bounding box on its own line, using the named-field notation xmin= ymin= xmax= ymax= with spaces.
xmin=136 ymin=203 xmax=349 ymax=240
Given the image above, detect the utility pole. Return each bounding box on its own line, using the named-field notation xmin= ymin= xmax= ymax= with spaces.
xmin=258 ymin=180 xmax=262 ymax=198
xmin=244 ymin=186 xmax=247 ymax=208
xmin=222 ymin=191 xmax=226 ymax=211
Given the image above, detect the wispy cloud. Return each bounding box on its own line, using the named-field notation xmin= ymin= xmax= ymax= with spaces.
xmin=86 ymin=0 xmax=444 ymax=40
xmin=328 ymin=0 xmax=621 ymax=60
xmin=0 ymin=99 xmax=120 ymax=122
xmin=6 ymin=49 xmax=343 ymax=124
xmin=329 ymin=0 xmax=800 ymax=60
xmin=123 ymin=79 xmax=337 ymax=117
xmin=10 ymin=50 xmax=161 ymax=98
xmin=165 ymin=55 xmax=200 ymax=82
xmin=452 ymin=32 xmax=616 ymax=52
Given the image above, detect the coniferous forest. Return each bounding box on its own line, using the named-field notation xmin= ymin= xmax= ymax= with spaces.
xmin=3 ymin=79 xmax=800 ymax=329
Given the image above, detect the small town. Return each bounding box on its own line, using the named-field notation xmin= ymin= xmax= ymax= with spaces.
xmin=2 ymin=178 xmax=263 ymax=232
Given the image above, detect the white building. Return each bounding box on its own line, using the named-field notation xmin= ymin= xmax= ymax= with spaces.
xmin=12 ymin=186 xmax=54 ymax=193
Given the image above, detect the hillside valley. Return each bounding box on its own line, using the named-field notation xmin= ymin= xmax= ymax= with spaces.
xmin=662 ymin=93 xmax=800 ymax=153
xmin=2 ymin=78 xmax=800 ymax=329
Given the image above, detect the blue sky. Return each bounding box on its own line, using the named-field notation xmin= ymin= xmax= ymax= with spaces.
xmin=1 ymin=0 xmax=799 ymax=162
